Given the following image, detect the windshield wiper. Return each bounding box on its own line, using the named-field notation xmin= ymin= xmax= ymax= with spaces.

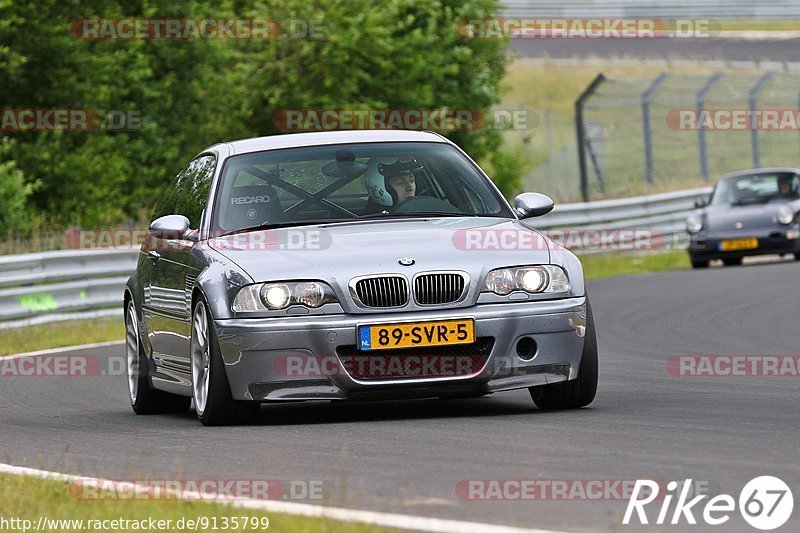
xmin=357 ymin=211 xmax=474 ymax=219
xmin=219 ymin=218 xmax=354 ymax=236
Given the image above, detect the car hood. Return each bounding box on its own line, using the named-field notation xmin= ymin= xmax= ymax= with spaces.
xmin=206 ymin=217 xmax=551 ymax=285
xmin=703 ymin=202 xmax=792 ymax=232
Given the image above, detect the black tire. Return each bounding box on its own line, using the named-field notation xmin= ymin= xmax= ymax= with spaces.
xmin=191 ymin=298 xmax=260 ymax=426
xmin=529 ymin=299 xmax=598 ymax=410
xmin=125 ymin=300 xmax=191 ymax=415
xmin=691 ymin=258 xmax=710 ymax=269
xmin=722 ymin=257 xmax=742 ymax=266
xmin=794 ymin=253 xmax=800 ymax=261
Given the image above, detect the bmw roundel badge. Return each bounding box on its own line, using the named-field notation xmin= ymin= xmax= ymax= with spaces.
xmin=398 ymin=258 xmax=415 ymax=266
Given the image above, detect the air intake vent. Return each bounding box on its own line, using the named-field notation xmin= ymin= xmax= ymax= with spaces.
xmin=353 ymin=276 xmax=408 ymax=308
xmin=414 ymin=272 xmax=467 ymax=305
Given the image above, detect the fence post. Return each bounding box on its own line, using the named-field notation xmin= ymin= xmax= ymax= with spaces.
xmin=642 ymin=73 xmax=670 ymax=186
xmin=576 ymin=74 xmax=606 ymax=202
xmin=697 ymin=72 xmax=723 ymax=182
xmin=749 ymin=72 xmax=774 ymax=168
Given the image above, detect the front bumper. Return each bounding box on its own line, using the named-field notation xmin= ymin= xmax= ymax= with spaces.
xmin=688 ymin=228 xmax=800 ymax=260
xmin=214 ymin=298 xmax=587 ymax=401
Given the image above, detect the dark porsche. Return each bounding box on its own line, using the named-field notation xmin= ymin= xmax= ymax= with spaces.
xmin=687 ymin=168 xmax=800 ymax=268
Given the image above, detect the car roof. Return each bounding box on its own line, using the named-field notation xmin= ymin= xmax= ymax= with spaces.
xmin=719 ymin=167 xmax=800 ymax=180
xmin=203 ymin=130 xmax=451 ymax=157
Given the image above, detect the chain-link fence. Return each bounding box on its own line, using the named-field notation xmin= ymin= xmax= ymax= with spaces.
xmin=522 ymin=72 xmax=800 ymax=202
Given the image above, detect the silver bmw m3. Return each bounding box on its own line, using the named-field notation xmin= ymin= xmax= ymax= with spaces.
xmin=124 ymin=130 xmax=597 ymax=425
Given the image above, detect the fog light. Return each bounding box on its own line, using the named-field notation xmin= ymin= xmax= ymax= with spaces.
xmin=787 ymin=229 xmax=800 ymax=240
xmin=516 ymin=337 xmax=537 ymax=361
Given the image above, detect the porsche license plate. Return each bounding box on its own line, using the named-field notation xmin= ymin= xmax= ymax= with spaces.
xmin=358 ymin=319 xmax=474 ymax=351
xmin=719 ymin=238 xmax=758 ymax=252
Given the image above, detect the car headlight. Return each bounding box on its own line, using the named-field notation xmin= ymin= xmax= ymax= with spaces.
xmin=233 ymin=281 xmax=338 ymax=312
xmin=482 ymin=265 xmax=570 ymax=295
xmin=686 ymin=214 xmax=703 ymax=234
xmin=777 ymin=205 xmax=794 ymax=225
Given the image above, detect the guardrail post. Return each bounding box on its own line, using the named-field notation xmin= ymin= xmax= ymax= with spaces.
xmin=748 ymin=72 xmax=774 ymax=168
xmin=696 ymin=73 xmax=723 ymax=182
xmin=576 ymin=74 xmax=606 ymax=202
xmin=642 ymin=73 xmax=670 ymax=186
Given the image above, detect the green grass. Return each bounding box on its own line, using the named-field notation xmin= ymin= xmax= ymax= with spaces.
xmin=580 ymin=250 xmax=690 ymax=279
xmin=0 ymin=317 xmax=123 ymax=356
xmin=717 ymin=21 xmax=800 ymax=31
xmin=0 ymin=473 xmax=394 ymax=533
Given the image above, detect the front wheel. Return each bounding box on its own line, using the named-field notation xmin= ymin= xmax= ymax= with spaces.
xmin=191 ymin=298 xmax=260 ymax=426
xmin=125 ymin=300 xmax=190 ymax=415
xmin=529 ymin=299 xmax=598 ymax=409
xmin=690 ymin=258 xmax=710 ymax=269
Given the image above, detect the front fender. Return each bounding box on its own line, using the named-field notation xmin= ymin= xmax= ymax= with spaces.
xmin=193 ymin=249 xmax=253 ymax=320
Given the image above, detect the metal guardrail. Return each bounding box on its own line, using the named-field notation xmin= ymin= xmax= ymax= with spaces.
xmin=502 ymin=1 xmax=800 ymax=19
xmin=536 ymin=187 xmax=710 ymax=229
xmin=0 ymin=187 xmax=711 ymax=329
xmin=536 ymin=186 xmax=710 ymax=253
xmin=0 ymin=249 xmax=138 ymax=330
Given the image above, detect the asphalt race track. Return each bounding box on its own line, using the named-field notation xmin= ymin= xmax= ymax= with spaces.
xmin=1 ymin=260 xmax=799 ymax=532
xmin=510 ymin=37 xmax=800 ymax=63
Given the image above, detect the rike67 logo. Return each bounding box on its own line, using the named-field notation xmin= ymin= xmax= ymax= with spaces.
xmin=624 ymin=476 xmax=794 ymax=530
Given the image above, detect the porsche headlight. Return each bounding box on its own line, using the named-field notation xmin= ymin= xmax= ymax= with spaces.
xmin=483 ymin=265 xmax=570 ymax=295
xmin=233 ymin=281 xmax=338 ymax=312
xmin=686 ymin=214 xmax=703 ymax=234
xmin=777 ymin=205 xmax=794 ymax=225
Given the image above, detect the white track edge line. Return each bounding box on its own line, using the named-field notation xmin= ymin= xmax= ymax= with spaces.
xmin=1 ymin=341 xmax=124 ymax=360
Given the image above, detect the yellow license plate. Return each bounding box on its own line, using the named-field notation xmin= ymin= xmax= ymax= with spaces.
xmin=358 ymin=319 xmax=474 ymax=351
xmin=719 ymin=238 xmax=758 ymax=251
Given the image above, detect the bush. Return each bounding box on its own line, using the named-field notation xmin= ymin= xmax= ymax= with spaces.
xmin=0 ymin=138 xmax=37 ymax=237
xmin=0 ymin=0 xmax=510 ymax=227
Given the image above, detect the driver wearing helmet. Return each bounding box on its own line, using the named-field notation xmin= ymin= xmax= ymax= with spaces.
xmin=364 ymin=157 xmax=421 ymax=210
xmin=778 ymin=174 xmax=798 ymax=198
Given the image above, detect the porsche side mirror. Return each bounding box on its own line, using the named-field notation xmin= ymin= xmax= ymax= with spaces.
xmin=694 ymin=197 xmax=708 ymax=209
xmin=149 ymin=214 xmax=191 ymax=240
xmin=514 ymin=193 xmax=555 ymax=219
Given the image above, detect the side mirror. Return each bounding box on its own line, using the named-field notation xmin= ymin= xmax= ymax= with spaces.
xmin=149 ymin=214 xmax=191 ymax=240
xmin=514 ymin=193 xmax=555 ymax=219
xmin=694 ymin=197 xmax=708 ymax=209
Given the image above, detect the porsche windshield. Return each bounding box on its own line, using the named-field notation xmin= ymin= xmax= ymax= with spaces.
xmin=710 ymin=172 xmax=800 ymax=206
xmin=212 ymin=142 xmax=513 ymax=234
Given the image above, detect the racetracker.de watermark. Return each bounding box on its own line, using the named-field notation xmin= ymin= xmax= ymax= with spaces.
xmin=456 ymin=18 xmax=720 ymax=39
xmin=0 ymin=109 xmax=142 ymax=132
xmin=0 ymin=355 xmax=125 ymax=377
xmin=70 ymin=478 xmax=325 ymax=501
xmin=667 ymin=355 xmax=800 ymax=377
xmin=455 ymin=479 xmax=712 ymax=501
xmin=275 ymin=354 xmax=486 ymax=380
xmin=69 ymin=18 xmax=325 ymax=40
xmin=272 ymin=108 xmax=537 ymax=132
xmin=452 ymin=228 xmax=689 ymax=253
xmin=65 ymin=228 xmax=332 ymax=251
xmin=667 ymin=109 xmax=800 ymax=131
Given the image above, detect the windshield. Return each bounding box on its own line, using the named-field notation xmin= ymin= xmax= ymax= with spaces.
xmin=710 ymin=172 xmax=800 ymax=206
xmin=211 ymin=141 xmax=513 ymax=234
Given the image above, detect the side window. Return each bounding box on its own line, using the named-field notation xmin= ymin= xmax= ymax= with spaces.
xmin=175 ymin=155 xmax=216 ymax=228
xmin=151 ymin=171 xmax=184 ymax=221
